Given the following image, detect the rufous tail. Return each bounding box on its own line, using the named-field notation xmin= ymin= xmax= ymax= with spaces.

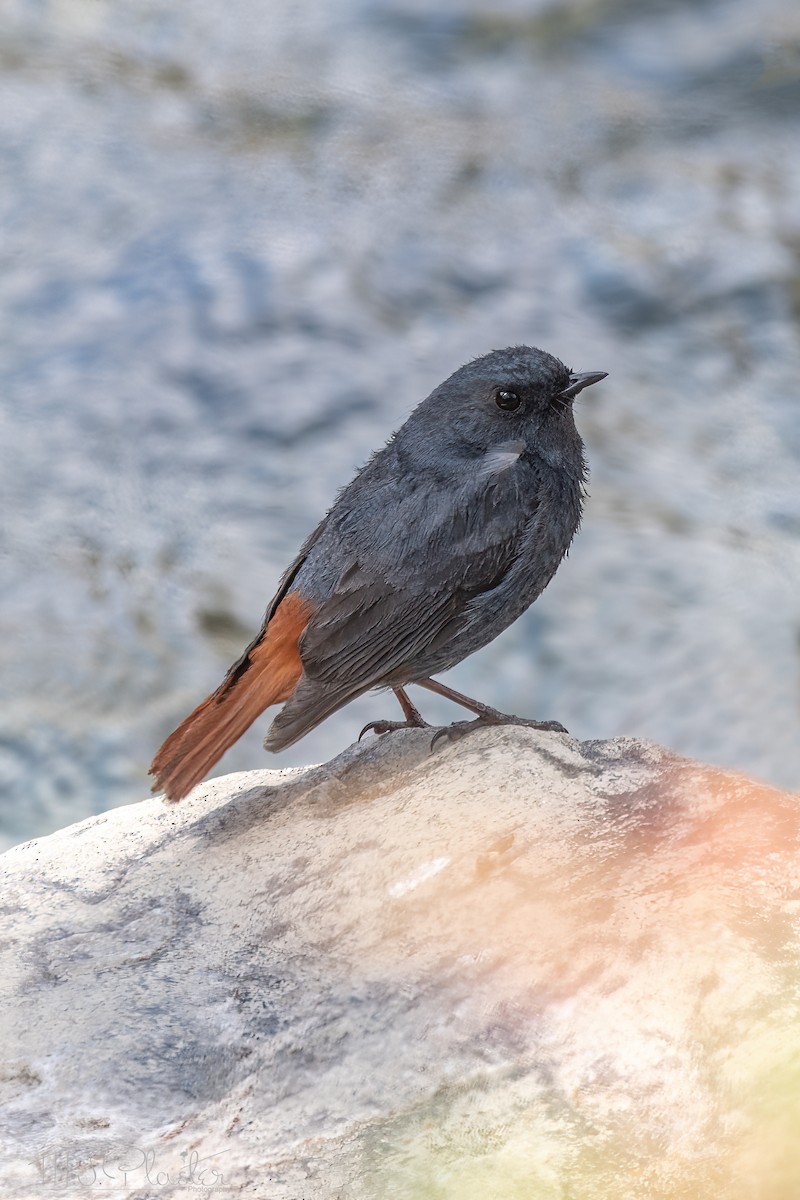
xmin=149 ymin=592 xmax=310 ymax=802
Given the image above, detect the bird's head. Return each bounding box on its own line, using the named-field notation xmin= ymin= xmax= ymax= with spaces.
xmin=407 ymin=345 xmax=607 ymax=474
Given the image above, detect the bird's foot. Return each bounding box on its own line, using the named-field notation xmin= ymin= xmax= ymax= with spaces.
xmin=430 ymin=712 xmax=568 ymax=750
xmin=359 ymin=717 xmax=433 ymax=740
xmin=359 ymin=686 xmax=434 ymax=741
xmin=359 ymin=714 xmax=433 ymax=740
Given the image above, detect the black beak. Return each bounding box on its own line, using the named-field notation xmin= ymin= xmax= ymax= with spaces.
xmin=559 ymin=370 xmax=608 ymax=400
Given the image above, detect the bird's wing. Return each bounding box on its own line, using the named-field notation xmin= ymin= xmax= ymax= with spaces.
xmin=297 ymin=465 xmax=536 ymax=688
xmin=298 ymin=572 xmax=463 ymax=686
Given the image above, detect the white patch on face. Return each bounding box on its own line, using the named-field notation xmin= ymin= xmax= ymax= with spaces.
xmin=478 ymin=441 xmax=525 ymax=479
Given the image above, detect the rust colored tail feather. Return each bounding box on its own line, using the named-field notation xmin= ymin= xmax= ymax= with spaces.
xmin=150 ymin=592 xmax=311 ymax=802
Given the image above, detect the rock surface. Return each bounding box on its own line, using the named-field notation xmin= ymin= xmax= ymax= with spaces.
xmin=2 ymin=728 xmax=800 ymax=1198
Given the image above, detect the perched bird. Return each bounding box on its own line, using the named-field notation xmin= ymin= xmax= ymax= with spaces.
xmin=150 ymin=345 xmax=606 ymax=800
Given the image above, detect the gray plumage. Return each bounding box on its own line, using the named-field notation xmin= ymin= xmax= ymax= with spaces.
xmin=265 ymin=344 xmax=592 ymax=750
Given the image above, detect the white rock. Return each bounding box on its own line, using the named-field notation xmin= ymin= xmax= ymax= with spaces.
xmin=1 ymin=728 xmax=798 ymax=1199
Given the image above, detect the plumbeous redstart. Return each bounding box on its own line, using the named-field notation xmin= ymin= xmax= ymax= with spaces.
xmin=151 ymin=345 xmax=607 ymax=800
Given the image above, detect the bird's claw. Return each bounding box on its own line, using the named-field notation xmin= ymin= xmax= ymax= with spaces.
xmin=430 ymin=714 xmax=568 ymax=751
xmin=359 ymin=717 xmax=431 ymax=741
xmin=359 ymin=719 xmax=398 ymax=740
xmin=530 ymin=719 xmax=568 ymax=734
xmin=430 ymin=719 xmax=484 ymax=750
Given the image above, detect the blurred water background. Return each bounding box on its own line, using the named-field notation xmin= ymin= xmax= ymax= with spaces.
xmin=1 ymin=0 xmax=799 ymax=849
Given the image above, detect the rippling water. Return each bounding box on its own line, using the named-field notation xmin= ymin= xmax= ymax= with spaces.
xmin=1 ymin=0 xmax=799 ymax=847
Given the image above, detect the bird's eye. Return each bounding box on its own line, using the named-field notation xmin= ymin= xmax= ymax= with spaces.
xmin=495 ymin=389 xmax=521 ymax=412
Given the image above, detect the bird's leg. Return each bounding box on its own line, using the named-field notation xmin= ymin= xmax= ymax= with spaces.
xmin=358 ymin=686 xmax=433 ymax=741
xmin=413 ymin=677 xmax=568 ymax=748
